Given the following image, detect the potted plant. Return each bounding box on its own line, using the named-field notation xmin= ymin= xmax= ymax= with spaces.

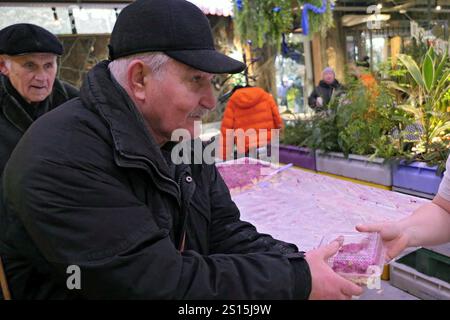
xmin=279 ymin=114 xmax=317 ymax=170
xmin=390 ymin=47 xmax=450 ymax=197
xmin=311 ymin=77 xmax=410 ymax=187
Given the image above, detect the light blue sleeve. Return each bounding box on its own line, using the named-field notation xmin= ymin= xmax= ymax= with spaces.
xmin=437 ymin=155 xmax=450 ymax=201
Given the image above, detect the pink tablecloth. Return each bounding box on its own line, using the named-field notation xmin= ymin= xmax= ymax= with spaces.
xmin=228 ymin=167 xmax=429 ymax=251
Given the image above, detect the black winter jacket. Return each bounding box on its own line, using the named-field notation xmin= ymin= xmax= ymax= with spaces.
xmin=0 ymin=74 xmax=79 ymax=175
xmin=0 ymin=61 xmax=311 ymax=300
xmin=308 ymin=80 xmax=342 ymax=111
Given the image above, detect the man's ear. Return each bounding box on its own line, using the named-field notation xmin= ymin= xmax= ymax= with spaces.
xmin=127 ymin=60 xmax=148 ymax=101
xmin=0 ymin=55 xmax=10 ymax=76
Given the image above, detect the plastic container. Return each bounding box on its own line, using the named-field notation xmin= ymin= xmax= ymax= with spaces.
xmin=319 ymin=232 xmax=386 ymax=285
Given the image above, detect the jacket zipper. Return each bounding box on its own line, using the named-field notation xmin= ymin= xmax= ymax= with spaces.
xmin=118 ymin=151 xmax=182 ymax=205
xmin=120 ymin=150 xmax=190 ymax=252
xmin=177 ymin=172 xmax=189 ymax=252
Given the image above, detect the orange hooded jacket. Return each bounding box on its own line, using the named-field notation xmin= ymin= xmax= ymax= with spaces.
xmin=219 ymin=87 xmax=283 ymax=159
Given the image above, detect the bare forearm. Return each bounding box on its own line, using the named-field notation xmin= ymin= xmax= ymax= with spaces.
xmin=399 ymin=202 xmax=450 ymax=247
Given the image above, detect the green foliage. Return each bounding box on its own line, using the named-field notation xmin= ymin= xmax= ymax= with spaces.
xmin=286 ymin=86 xmax=301 ymax=110
xmin=234 ymin=0 xmax=335 ymax=49
xmin=301 ymin=0 xmax=335 ymax=36
xmin=282 ymin=41 xmax=450 ymax=172
xmin=281 ymin=77 xmax=413 ymax=160
xmin=403 ymin=37 xmax=430 ymax=65
xmin=334 ymin=80 xmax=412 ymax=159
xmin=395 ymin=47 xmax=450 ymax=169
xmin=234 ymin=0 xmax=293 ymax=48
xmin=282 ymin=117 xmax=314 ymax=147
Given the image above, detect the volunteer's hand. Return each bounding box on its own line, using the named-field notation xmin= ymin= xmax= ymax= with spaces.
xmin=356 ymin=222 xmax=409 ymax=262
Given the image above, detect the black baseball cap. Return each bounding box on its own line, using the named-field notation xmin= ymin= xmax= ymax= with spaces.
xmin=0 ymin=23 xmax=63 ymax=56
xmin=108 ymin=0 xmax=245 ymax=74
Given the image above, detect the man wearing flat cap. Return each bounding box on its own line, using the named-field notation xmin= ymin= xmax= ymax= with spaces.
xmin=0 ymin=23 xmax=79 ymax=175
xmin=0 ymin=0 xmax=362 ymax=300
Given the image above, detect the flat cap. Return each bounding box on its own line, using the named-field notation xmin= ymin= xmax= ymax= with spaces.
xmin=0 ymin=23 xmax=63 ymax=56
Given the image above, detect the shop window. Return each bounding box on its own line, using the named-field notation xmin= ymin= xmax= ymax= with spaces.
xmin=0 ymin=6 xmax=72 ymax=34
xmin=276 ymin=33 xmax=309 ymax=115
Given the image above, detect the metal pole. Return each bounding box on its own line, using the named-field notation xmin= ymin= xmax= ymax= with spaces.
xmin=369 ymin=29 xmax=374 ymax=72
xmin=303 ymin=36 xmax=314 ymax=111
xmin=428 ymin=0 xmax=432 ymax=30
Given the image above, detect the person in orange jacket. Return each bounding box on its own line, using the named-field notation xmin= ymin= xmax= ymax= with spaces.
xmin=219 ymin=86 xmax=284 ymax=160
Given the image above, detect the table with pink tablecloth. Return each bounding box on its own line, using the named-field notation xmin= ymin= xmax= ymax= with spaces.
xmin=223 ymin=166 xmax=429 ymax=251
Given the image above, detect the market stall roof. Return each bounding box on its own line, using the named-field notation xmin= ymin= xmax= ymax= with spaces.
xmin=2 ymin=0 xmax=449 ymax=16
xmin=0 ymin=0 xmax=234 ymax=16
xmin=335 ymin=0 xmax=450 ymax=13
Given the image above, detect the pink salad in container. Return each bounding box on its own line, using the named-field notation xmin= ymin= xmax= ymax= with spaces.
xmin=320 ymin=232 xmax=386 ymax=285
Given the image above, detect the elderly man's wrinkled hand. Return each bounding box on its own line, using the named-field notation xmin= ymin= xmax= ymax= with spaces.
xmin=305 ymin=240 xmax=364 ymax=300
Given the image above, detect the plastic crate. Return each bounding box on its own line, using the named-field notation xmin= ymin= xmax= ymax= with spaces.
xmin=414 ymin=249 xmax=450 ymax=283
xmin=389 ymin=248 xmax=450 ymax=300
xmin=392 ymin=186 xmax=435 ymax=200
xmin=425 ymin=243 xmax=450 ymax=258
xmin=315 ymin=151 xmax=392 ymax=186
xmin=279 ymin=145 xmax=316 ymax=171
xmin=390 ymin=262 xmax=450 ymax=300
xmin=392 ymin=162 xmax=443 ymax=196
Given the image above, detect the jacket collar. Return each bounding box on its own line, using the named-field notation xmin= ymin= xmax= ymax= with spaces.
xmin=0 ymin=74 xmax=35 ymax=132
xmin=0 ymin=74 xmax=68 ymax=133
xmin=319 ymin=79 xmax=340 ymax=89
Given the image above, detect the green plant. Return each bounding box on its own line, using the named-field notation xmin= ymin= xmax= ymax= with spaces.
xmin=280 ymin=108 xmax=340 ymax=152
xmin=286 ymin=86 xmax=300 ymax=110
xmin=307 ymin=110 xmax=340 ymax=152
xmin=403 ymin=37 xmax=430 ymax=65
xmin=281 ymin=73 xmax=417 ymax=161
xmin=301 ymin=0 xmax=334 ymax=36
xmin=334 ymin=80 xmax=412 ymax=159
xmin=281 ymin=117 xmax=314 ymax=146
xmin=234 ymin=0 xmax=293 ymax=48
xmin=395 ymin=47 xmax=450 ymax=169
xmin=233 ymin=0 xmax=335 ymax=49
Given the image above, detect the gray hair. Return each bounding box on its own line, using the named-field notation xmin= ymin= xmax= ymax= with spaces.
xmin=1 ymin=56 xmax=11 ymax=70
xmin=108 ymin=52 xmax=170 ymax=88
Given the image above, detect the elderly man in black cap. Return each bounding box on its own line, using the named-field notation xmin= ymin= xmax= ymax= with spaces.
xmin=0 ymin=0 xmax=362 ymax=300
xmin=0 ymin=23 xmax=79 ymax=174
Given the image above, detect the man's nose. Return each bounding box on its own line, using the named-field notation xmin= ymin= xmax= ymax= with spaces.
xmin=33 ymin=69 xmax=47 ymax=81
xmin=200 ymin=86 xmax=216 ymax=111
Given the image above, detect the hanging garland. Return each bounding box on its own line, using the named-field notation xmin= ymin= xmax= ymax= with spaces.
xmin=234 ymin=0 xmax=335 ymax=50
xmin=233 ymin=0 xmax=293 ymax=49
xmin=301 ymin=0 xmax=335 ymax=36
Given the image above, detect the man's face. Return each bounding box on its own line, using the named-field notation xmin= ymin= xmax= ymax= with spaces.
xmin=139 ymin=59 xmax=216 ymax=144
xmin=323 ymin=71 xmax=335 ymax=85
xmin=0 ymin=53 xmax=57 ymax=103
